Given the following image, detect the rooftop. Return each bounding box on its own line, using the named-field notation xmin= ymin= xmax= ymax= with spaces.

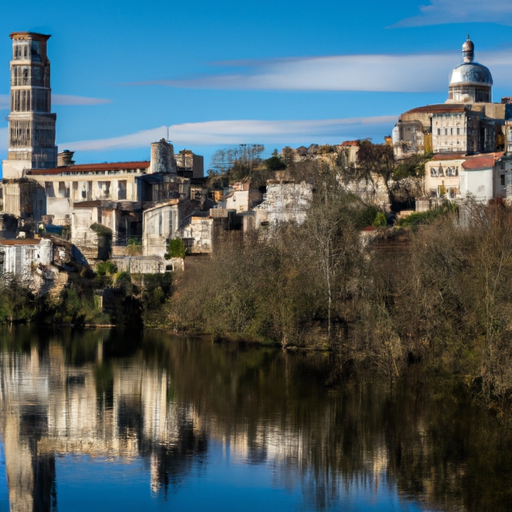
xmin=28 ymin=161 xmax=150 ymax=175
xmin=462 ymin=153 xmax=504 ymax=170
xmin=403 ymin=104 xmax=468 ymax=116
xmin=0 ymin=238 xmax=42 ymax=246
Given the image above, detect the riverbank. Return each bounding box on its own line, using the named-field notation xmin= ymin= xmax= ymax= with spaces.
xmin=168 ymin=203 xmax=512 ymax=406
xmin=1 ymin=326 xmax=512 ymax=512
xmin=4 ymin=200 xmax=512 ymax=408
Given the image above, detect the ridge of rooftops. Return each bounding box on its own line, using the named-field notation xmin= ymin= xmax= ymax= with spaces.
xmin=27 ymin=161 xmax=151 ymax=176
xmin=0 ymin=238 xmax=44 ymax=245
xmin=430 ymin=151 xmax=504 ymax=169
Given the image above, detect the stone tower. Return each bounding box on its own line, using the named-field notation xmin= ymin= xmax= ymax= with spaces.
xmin=3 ymin=32 xmax=57 ymax=180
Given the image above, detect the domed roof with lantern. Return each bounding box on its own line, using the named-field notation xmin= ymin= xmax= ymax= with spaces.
xmin=449 ymin=36 xmax=493 ymax=87
xmin=447 ymin=36 xmax=492 ymax=103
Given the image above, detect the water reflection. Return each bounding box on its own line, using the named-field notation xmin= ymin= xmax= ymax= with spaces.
xmin=0 ymin=327 xmax=511 ymax=511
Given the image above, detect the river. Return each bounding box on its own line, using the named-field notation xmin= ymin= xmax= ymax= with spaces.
xmin=0 ymin=327 xmax=511 ymax=511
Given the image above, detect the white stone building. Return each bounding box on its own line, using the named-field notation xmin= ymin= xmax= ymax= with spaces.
xmin=142 ymin=200 xmax=180 ymax=258
xmin=253 ymin=181 xmax=313 ymax=228
xmin=0 ymin=238 xmax=52 ymax=279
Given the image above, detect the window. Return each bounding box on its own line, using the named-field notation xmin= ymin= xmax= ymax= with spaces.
xmin=118 ymin=180 xmax=127 ymax=200
xmin=501 ymin=175 xmax=506 ymax=187
xmin=98 ymin=181 xmax=111 ymax=198
xmin=45 ymin=182 xmax=54 ymax=197
xmin=58 ymin=182 xmax=69 ymax=198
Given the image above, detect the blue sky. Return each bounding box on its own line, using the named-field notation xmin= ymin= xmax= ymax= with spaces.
xmin=2 ymin=0 xmax=512 ymax=171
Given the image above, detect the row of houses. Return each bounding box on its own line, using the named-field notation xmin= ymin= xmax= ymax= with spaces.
xmin=4 ymin=33 xmax=512 ymax=287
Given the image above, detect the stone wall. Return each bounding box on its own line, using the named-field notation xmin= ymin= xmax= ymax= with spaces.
xmin=112 ymin=255 xmax=179 ymax=274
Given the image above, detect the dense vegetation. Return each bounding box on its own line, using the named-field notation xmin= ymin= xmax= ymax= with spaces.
xmin=3 ymin=143 xmax=512 ymax=404
xmin=169 ymin=151 xmax=512 ymax=405
xmin=0 ymin=263 xmax=172 ymax=329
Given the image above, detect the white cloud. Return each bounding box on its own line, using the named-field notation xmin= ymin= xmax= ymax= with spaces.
xmin=132 ymin=54 xmax=453 ymax=93
xmin=0 ymin=93 xmax=111 ymax=110
xmin=0 ymin=95 xmax=9 ymax=110
xmin=52 ymin=94 xmax=112 ymax=106
xmin=61 ymin=116 xmax=397 ymax=151
xmin=0 ymin=127 xmax=7 ymax=151
xmin=128 ymin=48 xmax=512 ymax=93
xmin=392 ymin=0 xmax=512 ymax=27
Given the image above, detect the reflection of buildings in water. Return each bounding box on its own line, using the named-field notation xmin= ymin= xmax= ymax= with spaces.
xmin=0 ymin=341 xmax=405 ymax=512
xmin=0 ymin=343 xmax=206 ymax=511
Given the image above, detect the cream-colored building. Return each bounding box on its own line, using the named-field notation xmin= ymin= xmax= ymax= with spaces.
xmin=421 ymin=152 xmax=502 ymax=207
xmin=142 ymin=200 xmax=180 ymax=258
xmin=392 ymin=38 xmax=509 ymax=160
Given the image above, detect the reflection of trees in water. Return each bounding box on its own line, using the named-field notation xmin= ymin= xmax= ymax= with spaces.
xmin=2 ymin=327 xmax=512 ymax=512
xmin=142 ymin=332 xmax=512 ymax=512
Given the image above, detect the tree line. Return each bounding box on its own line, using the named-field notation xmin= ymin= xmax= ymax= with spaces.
xmin=169 ymin=152 xmax=512 ymax=404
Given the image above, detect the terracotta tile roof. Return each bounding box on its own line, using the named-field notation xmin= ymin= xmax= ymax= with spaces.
xmin=72 ymin=201 xmax=102 ymax=208
xmin=28 ymin=161 xmax=150 ymax=175
xmin=463 ymin=152 xmax=504 ymax=170
xmin=340 ymin=140 xmax=360 ymax=146
xmin=403 ymin=104 xmax=468 ymax=115
xmin=432 ymin=153 xmax=467 ymax=160
xmin=0 ymin=238 xmax=42 ymax=245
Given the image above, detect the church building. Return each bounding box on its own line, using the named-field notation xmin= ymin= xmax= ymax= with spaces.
xmin=392 ymin=37 xmax=510 ymax=159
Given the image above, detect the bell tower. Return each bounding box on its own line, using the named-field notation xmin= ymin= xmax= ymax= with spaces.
xmin=3 ymin=32 xmax=57 ymax=179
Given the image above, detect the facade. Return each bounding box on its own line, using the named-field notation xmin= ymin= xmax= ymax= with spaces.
xmin=180 ymin=213 xmax=214 ymax=253
xmin=175 ymin=150 xmax=204 ymax=178
xmin=7 ymin=139 xmax=178 ymax=224
xmin=253 ymin=180 xmax=313 ymax=228
xmin=494 ymin=154 xmax=512 ymax=200
xmin=142 ymin=200 xmax=180 ymax=258
xmin=2 ymin=32 xmax=57 ymax=179
xmin=422 ymin=152 xmax=502 ymax=205
xmin=392 ymin=38 xmax=510 ymax=160
xmin=461 ymin=154 xmax=498 ymax=201
xmin=222 ymin=181 xmax=263 ymax=213
xmin=425 ymin=154 xmax=466 ymax=200
xmin=112 ymin=255 xmax=180 ymax=273
xmin=338 ymin=140 xmax=360 ymax=165
xmin=0 ymin=238 xmax=52 ymax=278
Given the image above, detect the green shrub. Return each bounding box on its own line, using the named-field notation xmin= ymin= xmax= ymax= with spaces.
xmin=96 ymin=260 xmax=118 ymax=276
xmin=165 ymin=238 xmax=187 ymax=259
xmin=397 ymin=202 xmax=456 ymax=229
xmin=373 ymin=212 xmax=387 ymax=228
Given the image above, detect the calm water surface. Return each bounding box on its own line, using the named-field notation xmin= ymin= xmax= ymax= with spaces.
xmin=0 ymin=327 xmax=511 ymax=511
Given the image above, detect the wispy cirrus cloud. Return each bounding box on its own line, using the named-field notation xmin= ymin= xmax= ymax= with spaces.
xmin=129 ymin=54 xmax=454 ymax=93
xmin=61 ymin=116 xmax=397 ymax=151
xmin=0 ymin=127 xmax=7 ymax=150
xmin=127 ymin=48 xmax=512 ymax=93
xmin=0 ymin=93 xmax=111 ymax=110
xmin=52 ymin=94 xmax=112 ymax=105
xmin=392 ymin=0 xmax=512 ymax=27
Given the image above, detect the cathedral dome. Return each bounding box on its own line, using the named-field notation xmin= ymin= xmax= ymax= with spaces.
xmin=449 ymin=62 xmax=493 ymax=87
xmin=447 ymin=37 xmax=492 ymax=103
xmin=449 ymin=37 xmax=493 ymax=87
